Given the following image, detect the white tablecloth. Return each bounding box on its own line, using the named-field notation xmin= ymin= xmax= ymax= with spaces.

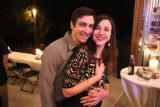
xmin=120 ymin=67 xmax=160 ymax=107
xmin=9 ymin=52 xmax=41 ymax=71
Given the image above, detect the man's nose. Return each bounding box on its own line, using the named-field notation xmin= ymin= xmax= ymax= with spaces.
xmin=85 ymin=26 xmax=92 ymax=34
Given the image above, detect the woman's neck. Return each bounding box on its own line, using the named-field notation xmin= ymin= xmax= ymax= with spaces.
xmin=95 ymin=46 xmax=104 ymax=58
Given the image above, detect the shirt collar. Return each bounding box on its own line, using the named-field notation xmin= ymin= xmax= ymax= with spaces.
xmin=64 ymin=31 xmax=78 ymax=51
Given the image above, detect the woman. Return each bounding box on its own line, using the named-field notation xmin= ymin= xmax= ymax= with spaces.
xmin=62 ymin=15 xmax=118 ymax=107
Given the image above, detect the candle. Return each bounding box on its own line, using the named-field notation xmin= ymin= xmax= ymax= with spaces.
xmin=35 ymin=48 xmax=43 ymax=59
xmin=36 ymin=48 xmax=43 ymax=56
xmin=149 ymin=58 xmax=159 ymax=72
xmin=143 ymin=48 xmax=151 ymax=66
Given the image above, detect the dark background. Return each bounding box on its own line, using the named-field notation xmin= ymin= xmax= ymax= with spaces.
xmin=38 ymin=0 xmax=135 ymax=44
xmin=0 ymin=0 xmax=135 ymax=78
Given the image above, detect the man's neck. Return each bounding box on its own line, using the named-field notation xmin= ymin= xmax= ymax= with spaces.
xmin=71 ymin=34 xmax=81 ymax=46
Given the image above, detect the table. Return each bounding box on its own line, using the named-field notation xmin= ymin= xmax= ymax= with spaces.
xmin=8 ymin=52 xmax=41 ymax=71
xmin=120 ymin=66 xmax=160 ymax=107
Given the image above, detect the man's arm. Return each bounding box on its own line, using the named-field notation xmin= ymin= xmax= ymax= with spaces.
xmin=80 ymin=84 xmax=109 ymax=106
xmin=40 ymin=47 xmax=58 ymax=107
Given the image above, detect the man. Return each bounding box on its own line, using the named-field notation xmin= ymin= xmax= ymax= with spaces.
xmin=0 ymin=35 xmax=10 ymax=107
xmin=40 ymin=7 xmax=107 ymax=107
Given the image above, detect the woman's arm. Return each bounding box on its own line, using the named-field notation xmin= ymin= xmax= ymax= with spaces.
xmin=62 ymin=62 xmax=104 ymax=98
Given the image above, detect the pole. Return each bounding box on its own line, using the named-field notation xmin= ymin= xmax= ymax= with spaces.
xmin=32 ymin=8 xmax=37 ymax=47
xmin=34 ymin=15 xmax=37 ymax=47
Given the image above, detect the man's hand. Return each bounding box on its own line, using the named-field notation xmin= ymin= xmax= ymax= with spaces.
xmin=80 ymin=87 xmax=109 ymax=106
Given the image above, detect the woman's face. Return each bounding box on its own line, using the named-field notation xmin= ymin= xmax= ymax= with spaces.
xmin=93 ymin=19 xmax=112 ymax=47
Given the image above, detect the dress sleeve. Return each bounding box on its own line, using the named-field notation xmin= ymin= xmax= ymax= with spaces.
xmin=63 ymin=46 xmax=89 ymax=88
xmin=103 ymin=67 xmax=110 ymax=84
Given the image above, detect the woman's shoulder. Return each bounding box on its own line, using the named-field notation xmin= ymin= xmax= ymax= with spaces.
xmin=72 ymin=44 xmax=89 ymax=55
xmin=78 ymin=44 xmax=89 ymax=52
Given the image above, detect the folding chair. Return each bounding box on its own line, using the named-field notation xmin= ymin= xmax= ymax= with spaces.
xmin=7 ymin=62 xmax=30 ymax=85
xmin=20 ymin=65 xmax=39 ymax=93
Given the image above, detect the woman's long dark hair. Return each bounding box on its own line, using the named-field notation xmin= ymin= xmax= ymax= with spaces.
xmin=86 ymin=15 xmax=118 ymax=74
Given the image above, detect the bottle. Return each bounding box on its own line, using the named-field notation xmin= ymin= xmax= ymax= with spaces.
xmin=128 ymin=55 xmax=135 ymax=75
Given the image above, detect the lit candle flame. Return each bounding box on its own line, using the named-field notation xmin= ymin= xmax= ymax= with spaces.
xmin=36 ymin=48 xmax=43 ymax=56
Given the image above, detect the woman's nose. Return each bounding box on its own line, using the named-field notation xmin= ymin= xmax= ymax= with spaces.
xmin=99 ymin=29 xmax=105 ymax=35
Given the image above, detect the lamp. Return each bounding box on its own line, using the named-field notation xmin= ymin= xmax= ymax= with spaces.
xmin=32 ymin=8 xmax=37 ymax=47
xmin=149 ymin=52 xmax=159 ymax=72
xmin=35 ymin=48 xmax=43 ymax=60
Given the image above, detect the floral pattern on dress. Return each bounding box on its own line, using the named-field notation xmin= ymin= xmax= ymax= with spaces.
xmin=63 ymin=45 xmax=109 ymax=91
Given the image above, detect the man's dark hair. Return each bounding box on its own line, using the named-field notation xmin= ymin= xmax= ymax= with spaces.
xmin=71 ymin=7 xmax=96 ymax=26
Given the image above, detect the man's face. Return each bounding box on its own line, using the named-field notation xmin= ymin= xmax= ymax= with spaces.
xmin=71 ymin=16 xmax=94 ymax=45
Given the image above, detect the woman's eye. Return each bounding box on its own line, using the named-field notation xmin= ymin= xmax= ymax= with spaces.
xmin=104 ymin=29 xmax=109 ymax=32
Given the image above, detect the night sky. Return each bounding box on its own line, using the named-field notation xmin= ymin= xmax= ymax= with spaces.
xmin=0 ymin=0 xmax=135 ymax=48
xmin=37 ymin=0 xmax=135 ymax=41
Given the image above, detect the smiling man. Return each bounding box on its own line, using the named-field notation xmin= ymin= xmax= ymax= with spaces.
xmin=40 ymin=7 xmax=96 ymax=107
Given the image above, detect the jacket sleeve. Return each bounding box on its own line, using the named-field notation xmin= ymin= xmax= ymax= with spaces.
xmin=40 ymin=46 xmax=60 ymax=107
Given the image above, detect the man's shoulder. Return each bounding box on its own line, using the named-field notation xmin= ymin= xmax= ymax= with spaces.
xmin=48 ymin=37 xmax=67 ymax=48
xmin=43 ymin=37 xmax=67 ymax=53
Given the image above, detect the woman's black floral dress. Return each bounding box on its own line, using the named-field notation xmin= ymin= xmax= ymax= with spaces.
xmin=63 ymin=45 xmax=109 ymax=107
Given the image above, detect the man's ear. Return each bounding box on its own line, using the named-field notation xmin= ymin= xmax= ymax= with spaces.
xmin=70 ymin=21 xmax=74 ymax=30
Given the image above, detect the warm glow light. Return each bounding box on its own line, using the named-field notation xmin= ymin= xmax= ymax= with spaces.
xmin=35 ymin=48 xmax=43 ymax=60
xmin=36 ymin=48 xmax=43 ymax=56
xmin=149 ymin=58 xmax=159 ymax=72
xmin=143 ymin=48 xmax=151 ymax=54
xmin=143 ymin=48 xmax=152 ymax=65
xmin=145 ymin=41 xmax=148 ymax=44
xmin=32 ymin=8 xmax=37 ymax=17
xmin=139 ymin=41 xmax=142 ymax=46
xmin=143 ymin=45 xmax=148 ymax=48
xmin=139 ymin=37 xmax=142 ymax=46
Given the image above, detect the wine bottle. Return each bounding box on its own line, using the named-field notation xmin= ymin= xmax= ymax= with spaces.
xmin=128 ymin=55 xmax=135 ymax=75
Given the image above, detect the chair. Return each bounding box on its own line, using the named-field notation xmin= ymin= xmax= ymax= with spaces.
xmin=7 ymin=61 xmax=30 ymax=85
xmin=20 ymin=65 xmax=39 ymax=93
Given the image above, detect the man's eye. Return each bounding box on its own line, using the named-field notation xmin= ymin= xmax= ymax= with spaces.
xmin=79 ymin=23 xmax=86 ymax=27
xmin=89 ymin=25 xmax=94 ymax=29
